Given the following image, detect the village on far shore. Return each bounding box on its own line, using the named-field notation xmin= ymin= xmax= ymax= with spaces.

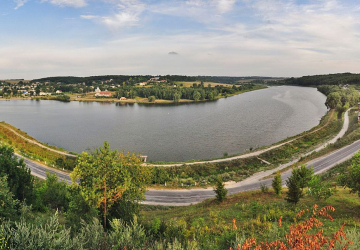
xmin=0 ymin=75 xmax=279 ymax=103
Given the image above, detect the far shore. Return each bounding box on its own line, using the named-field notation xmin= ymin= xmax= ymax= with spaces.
xmin=0 ymin=85 xmax=267 ymax=104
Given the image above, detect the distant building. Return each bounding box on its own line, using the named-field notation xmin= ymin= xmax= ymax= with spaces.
xmin=95 ymin=91 xmax=112 ymax=97
xmin=56 ymin=90 xmax=62 ymax=94
xmin=139 ymin=82 xmax=147 ymax=86
xmin=39 ymin=92 xmax=51 ymax=96
xmin=95 ymin=87 xmax=101 ymax=93
xmin=120 ymin=97 xmax=127 ymax=100
xmin=148 ymin=77 xmax=160 ymax=82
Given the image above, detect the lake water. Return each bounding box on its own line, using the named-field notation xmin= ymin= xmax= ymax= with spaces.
xmin=0 ymin=86 xmax=327 ymax=162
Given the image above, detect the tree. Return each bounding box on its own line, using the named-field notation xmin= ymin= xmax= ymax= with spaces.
xmin=325 ymin=92 xmax=341 ymax=109
xmin=0 ymin=145 xmax=34 ymax=202
xmin=272 ymin=171 xmax=282 ymax=196
xmin=173 ymin=92 xmax=181 ymax=103
xmin=35 ymin=85 xmax=40 ymax=96
xmin=34 ymin=173 xmax=69 ymax=211
xmin=338 ymin=151 xmax=360 ymax=197
xmin=71 ymin=142 xmax=150 ymax=228
xmin=285 ymin=165 xmax=313 ymax=205
xmin=148 ymin=95 xmax=156 ymax=102
xmin=285 ymin=173 xmax=303 ymax=205
xmin=0 ymin=176 xmax=18 ymax=220
xmin=294 ymin=165 xmax=313 ymax=189
xmin=193 ymin=91 xmax=201 ymax=101
xmin=214 ymin=177 xmax=227 ymax=202
xmin=307 ymin=175 xmax=333 ymax=200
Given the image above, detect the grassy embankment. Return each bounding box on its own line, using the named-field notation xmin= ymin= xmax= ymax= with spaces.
xmin=140 ymin=186 xmax=360 ymax=249
xmin=0 ymin=122 xmax=76 ymax=170
xmin=264 ymin=108 xmax=360 ymax=178
xmin=149 ymin=109 xmax=344 ymax=188
xmin=142 ymin=154 xmax=360 ymax=248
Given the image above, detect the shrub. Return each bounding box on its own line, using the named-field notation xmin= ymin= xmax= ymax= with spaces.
xmin=214 ymin=177 xmax=227 ymax=202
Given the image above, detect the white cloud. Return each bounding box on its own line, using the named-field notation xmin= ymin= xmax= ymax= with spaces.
xmin=102 ymin=0 xmax=145 ymax=29
xmin=42 ymin=0 xmax=87 ymax=8
xmin=14 ymin=0 xmax=28 ymax=10
xmin=216 ymin=0 xmax=236 ymax=13
xmin=80 ymin=15 xmax=99 ymax=19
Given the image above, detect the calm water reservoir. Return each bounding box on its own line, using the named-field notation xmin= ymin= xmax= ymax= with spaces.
xmin=0 ymin=86 xmax=327 ymax=162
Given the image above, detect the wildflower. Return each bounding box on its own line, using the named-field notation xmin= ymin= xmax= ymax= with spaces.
xmin=278 ymin=216 xmax=282 ymax=228
xmin=232 ymin=218 xmax=237 ymax=230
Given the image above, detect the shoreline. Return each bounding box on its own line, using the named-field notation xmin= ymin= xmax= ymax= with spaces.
xmin=0 ymin=85 xmax=267 ymax=105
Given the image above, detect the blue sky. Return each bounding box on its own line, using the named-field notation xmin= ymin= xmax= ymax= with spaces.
xmin=1 ymin=0 xmax=360 ymax=79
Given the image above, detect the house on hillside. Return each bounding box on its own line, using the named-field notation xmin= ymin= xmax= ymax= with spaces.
xmin=56 ymin=90 xmax=62 ymax=94
xmin=148 ymin=77 xmax=160 ymax=82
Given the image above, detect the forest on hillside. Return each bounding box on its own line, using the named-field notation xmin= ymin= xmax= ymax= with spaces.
xmin=283 ymin=73 xmax=360 ymax=86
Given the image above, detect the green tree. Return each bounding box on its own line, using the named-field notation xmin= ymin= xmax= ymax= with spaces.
xmin=65 ymin=185 xmax=98 ymax=231
xmin=338 ymin=151 xmax=360 ymax=197
xmin=214 ymin=177 xmax=227 ymax=202
xmin=71 ymin=142 xmax=150 ymax=228
xmin=0 ymin=145 xmax=34 ymax=202
xmin=34 ymin=173 xmax=69 ymax=211
xmin=307 ymin=175 xmax=333 ymax=200
xmin=325 ymin=92 xmax=341 ymax=109
xmin=0 ymin=176 xmax=18 ymax=220
xmin=285 ymin=173 xmax=302 ymax=205
xmin=295 ymin=165 xmax=313 ymax=189
xmin=285 ymin=165 xmax=313 ymax=205
xmin=272 ymin=171 xmax=282 ymax=196
xmin=148 ymin=95 xmax=156 ymax=102
xmin=173 ymin=92 xmax=181 ymax=103
xmin=193 ymin=91 xmax=201 ymax=101
xmin=35 ymin=85 xmax=40 ymax=96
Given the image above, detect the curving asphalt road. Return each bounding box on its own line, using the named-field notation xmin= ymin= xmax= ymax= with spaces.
xmin=144 ymin=138 xmax=360 ymax=206
xmin=16 ymin=110 xmax=359 ymax=206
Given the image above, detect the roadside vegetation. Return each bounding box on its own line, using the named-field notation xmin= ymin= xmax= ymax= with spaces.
xmin=1 ymin=142 xmax=360 ymax=250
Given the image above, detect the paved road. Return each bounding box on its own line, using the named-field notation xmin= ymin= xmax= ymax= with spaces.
xmin=16 ymin=154 xmax=72 ymax=184
xmin=144 ymin=138 xmax=360 ymax=206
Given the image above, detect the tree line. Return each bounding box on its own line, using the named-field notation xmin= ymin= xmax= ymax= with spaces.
xmin=283 ymin=73 xmax=360 ymax=86
xmin=317 ymin=85 xmax=360 ymax=116
xmin=115 ymin=83 xmax=257 ymax=102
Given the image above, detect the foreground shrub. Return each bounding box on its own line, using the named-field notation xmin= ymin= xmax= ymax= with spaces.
xmin=230 ymin=204 xmax=353 ymax=250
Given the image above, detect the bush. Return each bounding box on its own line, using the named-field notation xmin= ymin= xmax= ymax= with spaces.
xmin=272 ymin=171 xmax=282 ymax=196
xmin=214 ymin=178 xmax=227 ymax=202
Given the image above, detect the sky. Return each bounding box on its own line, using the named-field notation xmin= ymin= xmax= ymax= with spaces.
xmin=1 ymin=0 xmax=360 ymax=79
